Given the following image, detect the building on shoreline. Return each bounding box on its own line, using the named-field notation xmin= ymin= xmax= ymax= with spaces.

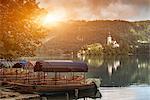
xmin=107 ymin=33 xmax=119 ymax=48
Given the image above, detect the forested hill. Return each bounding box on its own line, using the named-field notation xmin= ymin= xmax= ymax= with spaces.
xmin=36 ymin=20 xmax=150 ymax=56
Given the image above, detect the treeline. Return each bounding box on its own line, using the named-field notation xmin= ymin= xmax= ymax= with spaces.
xmin=37 ymin=20 xmax=150 ymax=56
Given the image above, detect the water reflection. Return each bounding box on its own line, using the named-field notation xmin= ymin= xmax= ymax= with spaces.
xmin=107 ymin=60 xmax=120 ymax=76
xmin=40 ymin=86 xmax=150 ymax=100
xmin=41 ymin=90 xmax=101 ymax=100
xmin=77 ymin=55 xmax=150 ymax=87
xmin=24 ymin=55 xmax=149 ymax=87
xmin=18 ymin=55 xmax=149 ymax=100
xmin=78 ymin=55 xmax=104 ymax=67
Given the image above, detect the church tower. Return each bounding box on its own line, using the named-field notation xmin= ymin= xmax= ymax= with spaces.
xmin=107 ymin=33 xmax=112 ymax=45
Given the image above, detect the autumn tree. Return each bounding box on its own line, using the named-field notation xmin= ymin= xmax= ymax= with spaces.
xmin=0 ymin=0 xmax=47 ymax=59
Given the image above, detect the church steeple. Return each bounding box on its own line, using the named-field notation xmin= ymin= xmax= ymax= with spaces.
xmin=106 ymin=32 xmax=119 ymax=48
xmin=107 ymin=32 xmax=112 ymax=45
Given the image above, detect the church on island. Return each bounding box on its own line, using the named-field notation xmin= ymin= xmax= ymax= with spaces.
xmin=107 ymin=33 xmax=119 ymax=48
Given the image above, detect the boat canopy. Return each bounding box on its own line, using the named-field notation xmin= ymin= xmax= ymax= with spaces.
xmin=34 ymin=60 xmax=88 ymax=72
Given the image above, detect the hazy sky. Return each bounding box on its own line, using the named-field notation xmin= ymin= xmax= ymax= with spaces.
xmin=38 ymin=0 xmax=150 ymax=21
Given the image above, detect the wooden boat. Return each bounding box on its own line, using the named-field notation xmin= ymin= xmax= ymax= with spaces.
xmin=10 ymin=82 xmax=97 ymax=94
xmin=1 ymin=60 xmax=101 ymax=98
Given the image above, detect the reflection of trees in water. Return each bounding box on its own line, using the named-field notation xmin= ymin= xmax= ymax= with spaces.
xmin=77 ymin=55 xmax=104 ymax=67
xmin=131 ymin=55 xmax=150 ymax=85
xmin=109 ymin=56 xmax=138 ymax=86
xmin=131 ymin=66 xmax=149 ymax=85
xmin=78 ymin=55 xmax=150 ymax=86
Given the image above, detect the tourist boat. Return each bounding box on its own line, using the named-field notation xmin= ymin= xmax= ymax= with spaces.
xmin=1 ymin=60 xmax=101 ymax=98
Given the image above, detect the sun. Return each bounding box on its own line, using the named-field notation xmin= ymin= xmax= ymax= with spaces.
xmin=41 ymin=10 xmax=66 ymax=25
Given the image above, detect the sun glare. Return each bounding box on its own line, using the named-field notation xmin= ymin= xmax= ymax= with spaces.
xmin=41 ymin=10 xmax=66 ymax=26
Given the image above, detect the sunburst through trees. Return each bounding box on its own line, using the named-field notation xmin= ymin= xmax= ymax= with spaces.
xmin=0 ymin=0 xmax=47 ymax=59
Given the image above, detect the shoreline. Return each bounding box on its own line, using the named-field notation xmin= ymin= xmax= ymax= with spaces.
xmin=0 ymin=86 xmax=40 ymax=100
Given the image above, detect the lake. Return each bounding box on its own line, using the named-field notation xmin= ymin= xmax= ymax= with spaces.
xmin=34 ymin=55 xmax=149 ymax=100
xmin=1 ymin=55 xmax=150 ymax=100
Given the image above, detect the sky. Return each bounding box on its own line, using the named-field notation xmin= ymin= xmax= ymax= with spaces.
xmin=38 ymin=0 xmax=150 ymax=21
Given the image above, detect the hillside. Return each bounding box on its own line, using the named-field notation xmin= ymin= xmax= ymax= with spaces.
xmin=36 ymin=20 xmax=150 ymax=56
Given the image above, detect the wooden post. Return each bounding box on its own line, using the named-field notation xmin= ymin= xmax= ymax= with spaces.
xmin=44 ymin=72 xmax=45 ymax=82
xmin=66 ymin=92 xmax=69 ymax=100
xmin=59 ymin=72 xmax=60 ymax=79
xmin=15 ymin=69 xmax=18 ymax=81
xmin=75 ymin=89 xmax=78 ymax=100
xmin=55 ymin=72 xmax=57 ymax=85
xmin=73 ymin=72 xmax=74 ymax=81
xmin=2 ymin=68 xmax=4 ymax=81
xmin=41 ymin=97 xmax=47 ymax=100
xmin=28 ymin=70 xmax=29 ymax=84
xmin=84 ymin=72 xmax=86 ymax=83
xmin=37 ymin=72 xmax=40 ymax=84
xmin=65 ymin=72 xmax=67 ymax=84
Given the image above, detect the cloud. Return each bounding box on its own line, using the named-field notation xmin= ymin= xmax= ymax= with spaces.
xmin=38 ymin=0 xmax=150 ymax=20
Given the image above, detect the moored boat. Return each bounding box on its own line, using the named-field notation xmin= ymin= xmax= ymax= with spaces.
xmin=1 ymin=60 xmax=102 ymax=98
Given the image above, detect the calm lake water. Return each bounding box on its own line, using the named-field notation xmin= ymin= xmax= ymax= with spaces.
xmin=1 ymin=55 xmax=149 ymax=100
xmin=39 ymin=55 xmax=150 ymax=100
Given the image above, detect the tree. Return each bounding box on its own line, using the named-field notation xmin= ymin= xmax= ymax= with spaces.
xmin=0 ymin=0 xmax=47 ymax=59
xmin=78 ymin=43 xmax=103 ymax=55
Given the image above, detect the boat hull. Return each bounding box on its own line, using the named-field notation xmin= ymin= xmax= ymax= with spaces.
xmin=11 ymin=83 xmax=101 ymax=98
xmin=12 ymin=83 xmax=95 ymax=93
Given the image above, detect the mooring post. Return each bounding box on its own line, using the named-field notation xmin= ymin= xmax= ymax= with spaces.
xmin=66 ymin=92 xmax=69 ymax=100
xmin=41 ymin=97 xmax=47 ymax=100
xmin=75 ymin=89 xmax=79 ymax=100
